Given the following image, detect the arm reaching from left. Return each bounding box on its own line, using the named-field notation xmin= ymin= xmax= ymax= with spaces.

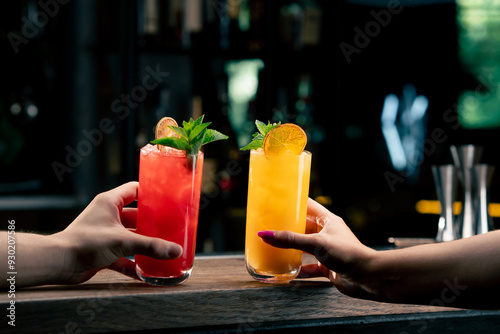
xmin=1 ymin=182 xmax=182 ymax=288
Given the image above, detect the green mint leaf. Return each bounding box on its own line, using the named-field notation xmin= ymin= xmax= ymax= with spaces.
xmin=240 ymin=120 xmax=281 ymax=151
xmin=152 ymin=137 xmax=191 ymax=151
xmin=193 ymin=115 xmax=204 ymax=127
xmin=189 ymin=122 xmax=211 ymax=142
xmin=189 ymin=134 xmax=205 ymax=155
xmin=255 ymin=120 xmax=267 ymax=136
xmin=189 ymin=128 xmax=208 ymax=155
xmin=264 ymin=121 xmax=280 ymax=134
xmin=240 ymin=132 xmax=264 ymax=151
xmin=151 ymin=115 xmax=228 ymax=156
xmin=251 ymin=132 xmax=264 ymax=141
xmin=182 ymin=119 xmax=192 ymax=132
xmin=240 ymin=139 xmax=263 ymax=151
xmin=170 ymin=126 xmax=188 ymax=139
xmin=202 ymin=129 xmax=229 ymax=145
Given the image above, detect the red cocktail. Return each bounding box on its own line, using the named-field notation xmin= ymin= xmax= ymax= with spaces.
xmin=135 ymin=144 xmax=204 ymax=285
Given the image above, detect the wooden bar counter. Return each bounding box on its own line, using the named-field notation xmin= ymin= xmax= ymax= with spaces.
xmin=3 ymin=255 xmax=500 ymax=333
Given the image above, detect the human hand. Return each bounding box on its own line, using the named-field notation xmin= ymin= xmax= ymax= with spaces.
xmin=258 ymin=199 xmax=500 ymax=307
xmin=258 ymin=198 xmax=377 ymax=299
xmin=54 ymin=181 xmax=182 ymax=284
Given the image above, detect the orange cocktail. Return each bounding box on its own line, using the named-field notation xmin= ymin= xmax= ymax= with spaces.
xmin=244 ymin=122 xmax=311 ymax=283
xmin=135 ymin=144 xmax=203 ymax=285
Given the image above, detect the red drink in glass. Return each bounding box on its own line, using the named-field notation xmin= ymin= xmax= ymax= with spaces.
xmin=135 ymin=144 xmax=204 ymax=285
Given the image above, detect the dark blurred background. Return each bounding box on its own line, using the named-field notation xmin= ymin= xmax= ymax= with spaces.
xmin=1 ymin=0 xmax=499 ymax=252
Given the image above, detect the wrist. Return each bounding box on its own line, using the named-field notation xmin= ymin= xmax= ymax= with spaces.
xmin=14 ymin=233 xmax=70 ymax=287
xmin=362 ymin=248 xmax=419 ymax=303
xmin=45 ymin=231 xmax=78 ymax=285
xmin=341 ymin=247 xmax=397 ymax=303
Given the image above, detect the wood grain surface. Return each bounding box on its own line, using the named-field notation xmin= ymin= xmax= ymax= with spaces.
xmin=2 ymin=255 xmax=500 ymax=333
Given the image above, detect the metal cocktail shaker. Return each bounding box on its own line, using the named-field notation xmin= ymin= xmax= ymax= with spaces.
xmin=474 ymin=164 xmax=495 ymax=235
xmin=432 ymin=165 xmax=458 ymax=242
xmin=450 ymin=145 xmax=483 ymax=239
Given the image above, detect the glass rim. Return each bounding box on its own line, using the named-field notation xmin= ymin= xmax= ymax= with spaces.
xmin=250 ymin=148 xmax=311 ymax=156
xmin=141 ymin=144 xmax=204 ymax=158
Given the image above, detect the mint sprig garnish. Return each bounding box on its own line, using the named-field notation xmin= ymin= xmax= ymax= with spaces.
xmin=151 ymin=115 xmax=228 ymax=156
xmin=240 ymin=120 xmax=281 ymax=151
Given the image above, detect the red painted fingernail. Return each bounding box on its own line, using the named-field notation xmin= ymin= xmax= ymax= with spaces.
xmin=258 ymin=231 xmax=275 ymax=239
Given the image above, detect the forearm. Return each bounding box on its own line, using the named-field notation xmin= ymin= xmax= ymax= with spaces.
xmin=365 ymin=230 xmax=500 ymax=308
xmin=1 ymin=232 xmax=69 ymax=288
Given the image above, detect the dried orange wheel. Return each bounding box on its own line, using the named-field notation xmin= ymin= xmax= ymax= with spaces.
xmin=155 ymin=117 xmax=179 ymax=151
xmin=263 ymin=123 xmax=307 ymax=155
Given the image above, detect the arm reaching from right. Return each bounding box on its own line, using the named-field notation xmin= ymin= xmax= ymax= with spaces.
xmin=258 ymin=198 xmax=500 ymax=309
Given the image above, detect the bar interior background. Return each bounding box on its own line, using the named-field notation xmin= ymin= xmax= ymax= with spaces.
xmin=1 ymin=0 xmax=499 ymax=252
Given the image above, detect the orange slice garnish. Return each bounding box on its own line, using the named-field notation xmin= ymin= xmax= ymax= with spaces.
xmin=155 ymin=117 xmax=179 ymax=151
xmin=263 ymin=123 xmax=307 ymax=155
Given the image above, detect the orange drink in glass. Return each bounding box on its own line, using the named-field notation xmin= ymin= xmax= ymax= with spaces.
xmin=245 ymin=147 xmax=311 ymax=283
